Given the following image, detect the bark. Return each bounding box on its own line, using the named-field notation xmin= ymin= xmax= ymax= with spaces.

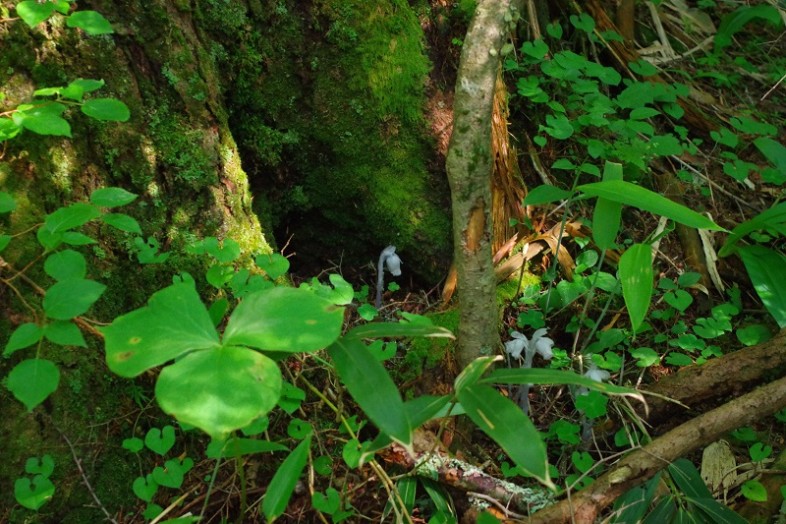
xmin=530 ymin=374 xmax=786 ymax=523
xmin=642 ymin=329 xmax=786 ymax=427
xmin=446 ymin=0 xmax=525 ymax=369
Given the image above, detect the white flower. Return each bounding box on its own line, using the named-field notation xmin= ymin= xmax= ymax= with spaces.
xmin=385 ymin=251 xmax=402 ymax=276
xmin=504 ymin=328 xmax=555 ymax=363
xmin=584 ymin=365 xmax=610 ymax=383
xmin=504 ymin=331 xmax=528 ymax=359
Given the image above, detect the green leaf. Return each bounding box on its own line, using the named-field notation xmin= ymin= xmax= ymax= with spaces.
xmin=720 ymin=202 xmax=786 ymax=257
xmin=0 ymin=117 xmax=22 ymax=141
xmin=741 ymin=480 xmax=767 ymax=502
xmin=14 ymin=102 xmax=71 ymax=136
xmin=223 ymin=287 xmax=344 ymax=352
xmin=0 ymin=192 xmax=16 ymax=213
xmin=4 ymin=323 xmax=43 ymax=356
xmin=206 ymin=437 xmax=288 ymax=459
xmin=14 ymin=476 xmax=55 ymax=510
xmin=328 ymin=337 xmax=411 ymax=446
xmin=458 ymin=384 xmax=553 ymax=487
xmin=736 ymin=324 xmax=772 ymax=346
xmin=144 ymin=426 xmax=176 ymax=456
xmin=69 ymin=78 xmax=105 ymax=93
xmin=43 ymin=321 xmax=86 ymax=347
xmin=132 ymin=474 xmax=158 ymax=502
xmin=44 ymin=203 xmax=101 ymax=233
xmin=263 ymin=435 xmax=312 ymax=521
xmin=524 ymin=185 xmax=572 ymax=205
xmin=25 ymin=455 xmax=55 ymax=477
xmin=618 ymin=244 xmax=653 ymax=333
xmin=152 ymin=457 xmax=193 ymax=489
xmin=156 ymin=346 xmax=282 ymax=439
xmin=43 ymin=278 xmax=106 ymax=320
xmin=15 ymin=0 xmax=57 ymax=27
xmin=0 ymin=234 xmax=11 ymax=253
xmin=81 ymin=98 xmax=129 ymax=121
xmin=715 ymin=5 xmax=782 ymax=51
xmin=7 ymin=359 xmax=60 ymax=411
xmin=455 ymin=356 xmax=499 ymax=392
xmin=44 ymin=249 xmax=87 ymax=280
xmin=255 ymin=252 xmax=290 ymax=280
xmin=103 ymin=283 xmax=219 ymax=377
xmin=122 ymin=437 xmax=144 ymax=453
xmin=737 ymin=245 xmax=786 ymax=328
xmin=481 ymin=368 xmax=643 ymax=400
xmin=578 ymin=180 xmax=723 ymax=231
xmin=66 ymin=10 xmax=114 ymax=35
xmin=542 ymin=113 xmax=574 ymax=139
xmin=62 ymin=232 xmax=96 ymax=245
xmin=90 ymin=187 xmax=138 ymax=207
xmin=347 ymin=322 xmax=454 ymax=340
xmin=102 ymin=213 xmax=142 ymax=234
xmin=593 ymin=162 xmax=623 ymax=250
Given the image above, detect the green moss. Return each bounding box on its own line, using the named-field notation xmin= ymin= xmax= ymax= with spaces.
xmin=400 ymin=309 xmax=459 ymax=383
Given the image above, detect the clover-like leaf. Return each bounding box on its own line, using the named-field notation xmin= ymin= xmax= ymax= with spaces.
xmin=223 ymin=287 xmax=343 ymax=352
xmin=103 ymin=283 xmax=220 ymax=377
xmin=155 ymin=346 xmax=282 ymax=439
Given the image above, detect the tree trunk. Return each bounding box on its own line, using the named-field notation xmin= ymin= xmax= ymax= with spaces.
xmin=446 ymin=0 xmax=524 ymax=368
xmin=0 ymin=1 xmax=269 ymax=517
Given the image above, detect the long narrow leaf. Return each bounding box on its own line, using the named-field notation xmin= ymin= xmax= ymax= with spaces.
xmin=619 ymin=243 xmax=653 ymax=333
xmin=457 ymin=384 xmax=553 ymax=487
xmin=327 ymin=338 xmax=411 ymax=446
xmin=737 ymin=245 xmax=786 ymax=328
xmin=719 ymin=202 xmax=786 ymax=257
xmin=481 ymin=368 xmax=644 ymax=402
xmin=578 ymin=180 xmax=723 ymax=231
xmin=262 ymin=435 xmax=311 ymax=521
xmin=347 ymin=322 xmax=454 ymax=340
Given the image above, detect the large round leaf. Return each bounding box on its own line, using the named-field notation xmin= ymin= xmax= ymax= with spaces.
xmin=155 ymin=346 xmax=282 ymax=439
xmin=103 ymin=283 xmax=219 ymax=377
xmin=223 ymin=287 xmax=343 ymax=352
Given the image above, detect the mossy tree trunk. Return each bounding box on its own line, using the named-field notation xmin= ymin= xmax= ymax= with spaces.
xmin=446 ymin=0 xmax=524 ymax=369
xmin=0 ymin=1 xmax=269 ymax=519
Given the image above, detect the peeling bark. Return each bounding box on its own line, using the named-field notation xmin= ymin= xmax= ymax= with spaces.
xmin=446 ymin=0 xmax=525 ymax=368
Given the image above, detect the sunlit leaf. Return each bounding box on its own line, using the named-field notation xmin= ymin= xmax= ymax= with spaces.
xmin=578 ymin=180 xmax=723 ymax=231
xmin=66 ymin=10 xmax=114 ymax=35
xmin=90 ymin=187 xmax=138 ymax=207
xmin=223 ymin=287 xmax=343 ymax=352
xmin=156 ymin=346 xmax=282 ymax=439
xmin=328 ymin=337 xmax=411 ymax=446
xmin=458 ymin=384 xmax=553 ymax=487
xmin=263 ymin=435 xmax=312 ymax=520
xmin=44 ymin=203 xmax=101 ymax=233
xmin=103 ymin=283 xmax=220 ymax=377
xmin=737 ymin=245 xmax=786 ymax=328
xmin=619 ymin=243 xmax=653 ymax=333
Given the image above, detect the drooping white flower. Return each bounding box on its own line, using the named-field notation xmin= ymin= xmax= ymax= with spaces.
xmin=584 ymin=365 xmax=610 ymax=383
xmin=504 ymin=331 xmax=528 ymax=359
xmin=504 ymin=329 xmax=555 ymax=363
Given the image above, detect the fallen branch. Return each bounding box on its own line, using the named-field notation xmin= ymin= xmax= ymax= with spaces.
xmin=529 ymin=373 xmax=786 ymax=523
xmin=642 ymin=329 xmax=786 ymax=427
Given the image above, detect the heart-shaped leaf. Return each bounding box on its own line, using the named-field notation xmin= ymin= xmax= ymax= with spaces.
xmin=132 ymin=474 xmax=158 ymax=502
xmin=255 ymin=253 xmax=290 ymax=280
xmin=122 ymin=438 xmax=144 ymax=453
xmin=14 ymin=475 xmax=55 ymax=510
xmin=152 ymin=457 xmax=194 ymax=489
xmin=144 ymin=425 xmax=176 ymax=456
xmin=155 ymin=346 xmax=282 ymax=439
xmin=25 ymin=455 xmax=55 ymax=477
